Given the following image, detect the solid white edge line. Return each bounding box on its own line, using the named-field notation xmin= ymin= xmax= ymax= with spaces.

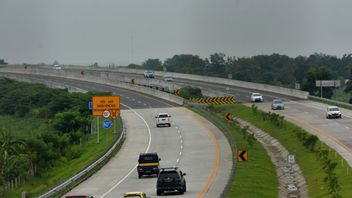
xmin=99 ymin=102 xmax=152 ymax=198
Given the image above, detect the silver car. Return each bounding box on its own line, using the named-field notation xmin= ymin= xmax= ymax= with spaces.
xmin=271 ymin=99 xmax=284 ymax=110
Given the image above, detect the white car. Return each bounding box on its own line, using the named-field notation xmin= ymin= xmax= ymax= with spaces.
xmin=326 ymin=106 xmax=342 ymax=119
xmin=144 ymin=71 xmax=155 ymax=78
xmin=163 ymin=75 xmax=173 ymax=81
xmin=155 ymin=113 xmax=171 ymax=127
xmin=251 ymin=93 xmax=263 ymax=102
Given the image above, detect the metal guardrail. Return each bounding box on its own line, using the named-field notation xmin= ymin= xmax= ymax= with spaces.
xmin=309 ymin=95 xmax=352 ymax=108
xmin=37 ymin=118 xmax=125 ymax=198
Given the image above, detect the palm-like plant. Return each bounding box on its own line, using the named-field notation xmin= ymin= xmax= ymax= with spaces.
xmin=0 ymin=129 xmax=25 ymax=183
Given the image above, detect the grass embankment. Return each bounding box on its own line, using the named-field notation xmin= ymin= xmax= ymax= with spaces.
xmin=5 ymin=117 xmax=121 ymax=197
xmin=189 ymin=106 xmax=278 ymax=198
xmin=209 ymin=104 xmax=352 ymax=198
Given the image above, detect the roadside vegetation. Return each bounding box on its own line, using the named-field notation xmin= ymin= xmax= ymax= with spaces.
xmin=127 ymin=53 xmax=352 ymax=102
xmin=0 ymin=78 xmax=119 ymax=197
xmin=207 ymin=104 xmax=352 ymax=198
xmin=189 ymin=105 xmax=278 ymax=198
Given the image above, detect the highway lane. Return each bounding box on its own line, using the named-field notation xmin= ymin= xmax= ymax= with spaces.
xmin=250 ymin=100 xmax=352 ymax=166
xmin=0 ymin=73 xmax=232 ymax=197
xmin=113 ymin=71 xmax=352 ymax=165
xmin=1 ymin=73 xmax=177 ymax=109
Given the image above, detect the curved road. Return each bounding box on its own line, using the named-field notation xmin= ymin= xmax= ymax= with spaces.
xmin=80 ymin=69 xmax=352 ymax=166
xmin=1 ymin=74 xmax=232 ymax=198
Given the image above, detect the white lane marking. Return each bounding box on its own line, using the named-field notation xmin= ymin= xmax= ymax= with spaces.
xmin=126 ymin=96 xmax=130 ymax=99
xmin=345 ymin=126 xmax=350 ymax=129
xmin=138 ymin=101 xmax=142 ymax=104
xmin=180 ymin=135 xmax=182 ymax=139
xmin=291 ymin=101 xmax=352 ymax=119
xmin=181 ymin=145 xmax=183 ymax=149
xmin=100 ymin=103 xmax=152 ymax=198
xmin=178 ymin=130 xmax=180 ymax=134
xmin=179 ymin=151 xmax=182 ymax=156
xmin=175 ymin=126 xmax=179 ymax=129
xmin=176 ymin=158 xmax=180 ymax=163
xmin=180 ymin=139 xmax=183 ymax=144
xmin=143 ymin=103 xmax=147 ymax=106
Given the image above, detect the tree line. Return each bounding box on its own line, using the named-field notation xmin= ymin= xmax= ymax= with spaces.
xmin=0 ymin=78 xmax=108 ymax=192
xmin=129 ymin=53 xmax=352 ymax=99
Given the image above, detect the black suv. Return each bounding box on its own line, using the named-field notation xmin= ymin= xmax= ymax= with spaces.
xmin=137 ymin=153 xmax=160 ymax=178
xmin=156 ymin=167 xmax=186 ymax=195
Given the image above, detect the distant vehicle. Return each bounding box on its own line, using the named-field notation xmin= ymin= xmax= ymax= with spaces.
xmin=157 ymin=167 xmax=186 ymax=195
xmin=163 ymin=75 xmax=173 ymax=81
xmin=137 ymin=153 xmax=160 ymax=178
xmin=326 ymin=106 xmax=342 ymax=119
xmin=271 ymin=99 xmax=284 ymax=110
xmin=65 ymin=195 xmax=93 ymax=198
xmin=123 ymin=192 xmax=149 ymax=198
xmin=143 ymin=71 xmax=155 ymax=78
xmin=155 ymin=113 xmax=171 ymax=127
xmin=250 ymin=93 xmax=263 ymax=102
xmin=52 ymin=60 xmax=61 ymax=70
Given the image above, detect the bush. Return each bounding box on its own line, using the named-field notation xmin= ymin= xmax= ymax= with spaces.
xmin=64 ymin=145 xmax=83 ymax=160
xmin=180 ymin=86 xmax=203 ymax=99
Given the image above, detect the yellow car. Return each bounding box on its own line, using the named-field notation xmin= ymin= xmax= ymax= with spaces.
xmin=123 ymin=192 xmax=149 ymax=198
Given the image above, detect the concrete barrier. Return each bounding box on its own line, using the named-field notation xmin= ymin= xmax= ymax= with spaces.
xmin=0 ymin=66 xmax=184 ymax=106
xmin=55 ymin=65 xmax=309 ymax=99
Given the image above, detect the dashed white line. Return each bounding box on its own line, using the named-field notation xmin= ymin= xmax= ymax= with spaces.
xmin=176 ymin=158 xmax=180 ymax=163
xmin=181 ymin=145 xmax=183 ymax=149
xmin=138 ymin=101 xmax=142 ymax=103
xmin=143 ymin=103 xmax=147 ymax=106
xmin=100 ymin=103 xmax=152 ymax=198
xmin=180 ymin=139 xmax=183 ymax=144
xmin=179 ymin=152 xmax=182 ymax=156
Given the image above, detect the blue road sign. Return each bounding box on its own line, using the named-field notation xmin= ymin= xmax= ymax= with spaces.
xmin=88 ymin=101 xmax=92 ymax=110
xmin=103 ymin=119 xmax=112 ymax=129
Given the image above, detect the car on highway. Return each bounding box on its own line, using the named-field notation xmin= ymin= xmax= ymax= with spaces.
xmin=123 ymin=192 xmax=149 ymax=198
xmin=157 ymin=167 xmax=186 ymax=195
xmin=137 ymin=153 xmax=160 ymax=178
xmin=271 ymin=99 xmax=284 ymax=110
xmin=250 ymin=92 xmax=263 ymax=102
xmin=155 ymin=113 xmax=171 ymax=127
xmin=163 ymin=75 xmax=173 ymax=81
xmin=143 ymin=71 xmax=155 ymax=78
xmin=326 ymin=106 xmax=342 ymax=119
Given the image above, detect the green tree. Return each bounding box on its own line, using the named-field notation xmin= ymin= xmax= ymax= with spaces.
xmin=142 ymin=58 xmax=162 ymax=70
xmin=302 ymin=67 xmax=334 ymax=98
xmin=163 ymin=54 xmax=206 ymax=74
xmin=53 ymin=111 xmax=85 ymax=133
xmin=206 ymin=53 xmax=226 ymax=76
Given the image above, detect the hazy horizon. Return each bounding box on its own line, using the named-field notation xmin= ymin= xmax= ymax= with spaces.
xmin=1 ymin=0 xmax=352 ymax=65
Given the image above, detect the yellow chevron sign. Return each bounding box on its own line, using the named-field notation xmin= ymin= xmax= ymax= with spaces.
xmin=189 ymin=96 xmax=236 ymax=105
xmin=175 ymin=89 xmax=181 ymax=96
xmin=224 ymin=113 xmax=233 ymax=121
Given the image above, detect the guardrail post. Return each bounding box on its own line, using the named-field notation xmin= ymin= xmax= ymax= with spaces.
xmin=22 ymin=192 xmax=26 ymax=198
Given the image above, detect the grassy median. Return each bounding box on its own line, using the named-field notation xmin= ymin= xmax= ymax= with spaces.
xmin=189 ymin=106 xmax=278 ymax=198
xmin=209 ymin=104 xmax=352 ymax=198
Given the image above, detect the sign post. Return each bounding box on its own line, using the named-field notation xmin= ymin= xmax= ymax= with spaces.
xmin=315 ymin=80 xmax=341 ymax=98
xmin=92 ymin=96 xmax=120 ymax=144
xmin=93 ymin=96 xmax=120 ymax=119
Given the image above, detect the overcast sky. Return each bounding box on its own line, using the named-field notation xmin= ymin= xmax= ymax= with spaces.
xmin=1 ymin=0 xmax=352 ymax=65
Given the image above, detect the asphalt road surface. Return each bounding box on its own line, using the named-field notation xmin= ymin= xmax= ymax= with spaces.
xmin=0 ymin=73 xmax=232 ymax=198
